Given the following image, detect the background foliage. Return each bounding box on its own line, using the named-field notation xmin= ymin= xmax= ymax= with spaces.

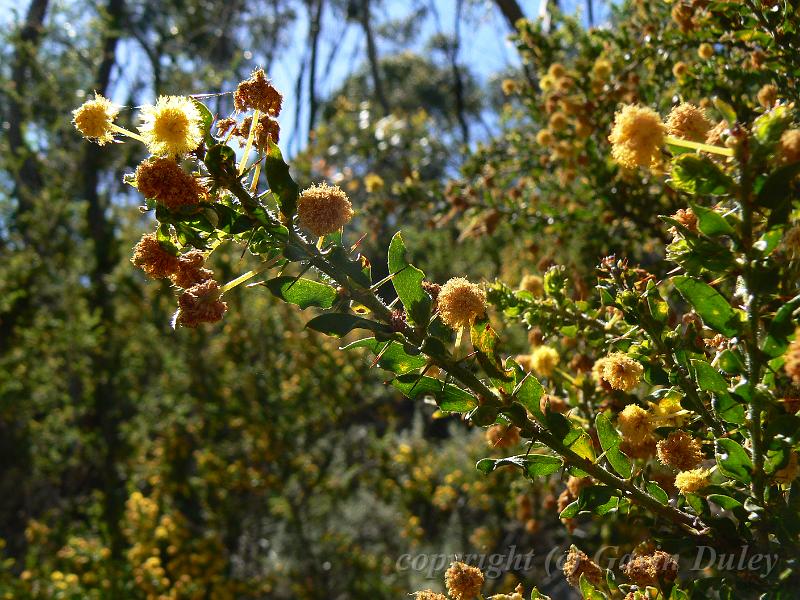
xmin=2 ymin=0 xmax=800 ymax=599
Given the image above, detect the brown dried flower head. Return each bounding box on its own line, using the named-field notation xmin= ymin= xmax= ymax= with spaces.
xmin=623 ymin=551 xmax=678 ymax=586
xmin=519 ymin=274 xmax=544 ymax=296
xmin=705 ymin=120 xmax=729 ymax=146
xmin=297 ymin=183 xmax=354 ymax=237
xmin=666 ymin=103 xmax=712 ymax=142
xmin=757 ymin=83 xmax=779 ymax=109
xmin=134 ymin=157 xmax=208 ymax=211
xmin=563 ymin=545 xmax=603 ymax=588
xmin=131 ymin=233 xmax=180 ymax=279
xmin=671 ymin=207 xmax=698 ymax=236
xmin=779 ymin=129 xmax=800 ymax=164
xmin=657 ymin=430 xmax=703 ymax=471
xmin=236 ymin=114 xmax=281 ymax=151
xmin=414 ymin=591 xmax=447 ymax=600
xmin=170 ymin=250 xmax=213 ymax=289
xmin=485 ymin=424 xmax=521 ymax=449
xmin=488 ymin=584 xmax=525 ymax=600
xmin=785 ymin=330 xmax=800 ymax=384
xmin=437 ymin=277 xmax=486 ymax=330
xmin=671 ymin=3 xmax=695 ymax=32
xmin=176 ymin=280 xmax=228 ymax=328
xmin=234 ymin=68 xmax=283 ymax=116
xmin=444 ymin=561 xmax=484 ymax=600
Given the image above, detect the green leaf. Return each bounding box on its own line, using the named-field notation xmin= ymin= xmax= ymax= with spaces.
xmin=708 ymin=494 xmax=743 ymax=510
xmin=530 ymin=588 xmax=552 ymax=600
xmin=711 ymin=392 xmax=746 ymax=425
xmin=341 ymin=337 xmax=427 ymax=375
xmin=476 ymin=454 xmax=562 ymax=478
xmin=712 ymin=97 xmax=736 ymax=125
xmin=595 ymin=413 xmax=632 ymax=478
xmin=673 ymin=276 xmax=740 ymax=336
xmin=204 ymin=144 xmax=237 ymax=180
xmin=691 ymin=359 xmax=728 ymax=393
xmin=753 ymin=105 xmax=792 ymax=146
xmin=191 ymin=98 xmax=214 ymax=142
xmin=757 ymin=162 xmax=800 ymax=213
xmin=264 ymin=276 xmax=337 ymax=309
xmin=264 ymin=140 xmax=298 ymax=220
xmin=387 ymin=232 xmax=431 ymax=326
xmin=646 ymin=481 xmax=669 ymax=504
xmin=668 ymin=154 xmax=733 ymax=195
xmin=305 ymin=313 xmax=390 ymax=337
xmin=469 ymin=404 xmax=500 ymax=426
xmin=714 ymin=349 xmax=745 ymax=375
xmin=547 ymin=413 xmax=596 ymax=468
xmin=325 ymin=246 xmax=372 ymax=287
xmin=560 ymin=485 xmax=620 ymax=518
xmin=691 ymin=203 xmax=734 ymax=236
xmin=470 ymin=317 xmax=515 ymax=394
xmin=579 ymin=574 xmax=608 ymax=600
xmin=763 ymin=294 xmax=800 ymax=358
xmin=715 ymin=438 xmax=753 ymax=484
xmin=392 ymin=374 xmax=477 ymax=412
xmin=515 ymin=374 xmax=545 ymax=422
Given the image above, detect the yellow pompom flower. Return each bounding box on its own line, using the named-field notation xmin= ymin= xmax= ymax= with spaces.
xmin=698 ymin=43 xmax=714 ymax=60
xmin=672 ymin=61 xmax=689 ymax=79
xmin=138 ymin=95 xmax=203 ymax=156
xmin=536 ymin=129 xmax=554 ymax=147
xmin=666 ymin=102 xmax=712 ymax=142
xmin=601 ymin=352 xmax=644 ymax=391
xmin=531 ymin=345 xmax=559 ymax=378
xmin=608 ymin=104 xmax=666 ymax=169
xmin=675 ymin=467 xmax=712 ymax=494
xmin=591 ymin=58 xmax=612 ymax=81
xmin=297 ymin=183 xmax=354 ymax=236
xmin=617 ymin=404 xmax=653 ymax=446
xmin=72 ymin=92 xmax=119 ymax=145
xmin=437 ymin=277 xmax=486 ymax=330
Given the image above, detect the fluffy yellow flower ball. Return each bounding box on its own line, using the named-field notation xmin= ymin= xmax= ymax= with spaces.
xmin=138 ymin=95 xmax=203 ymax=156
xmin=437 ymin=278 xmax=486 ymax=330
xmin=72 ymin=92 xmax=119 ymax=145
xmin=608 ymin=104 xmax=666 ymax=169
xmin=531 ymin=346 xmax=559 ymax=378
xmin=675 ymin=467 xmax=712 ymax=494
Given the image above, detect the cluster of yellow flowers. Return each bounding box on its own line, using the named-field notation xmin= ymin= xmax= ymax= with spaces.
xmin=71 ymin=70 xmax=363 ymax=328
xmin=414 ymin=560 xmax=527 ymax=600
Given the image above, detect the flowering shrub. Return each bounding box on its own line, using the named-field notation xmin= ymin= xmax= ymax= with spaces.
xmin=70 ymin=2 xmax=800 ymax=596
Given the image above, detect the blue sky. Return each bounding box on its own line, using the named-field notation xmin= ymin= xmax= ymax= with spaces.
xmin=3 ymin=0 xmax=607 ymax=153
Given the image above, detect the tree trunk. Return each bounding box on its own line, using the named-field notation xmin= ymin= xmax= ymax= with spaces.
xmin=492 ymin=0 xmax=525 ymax=31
